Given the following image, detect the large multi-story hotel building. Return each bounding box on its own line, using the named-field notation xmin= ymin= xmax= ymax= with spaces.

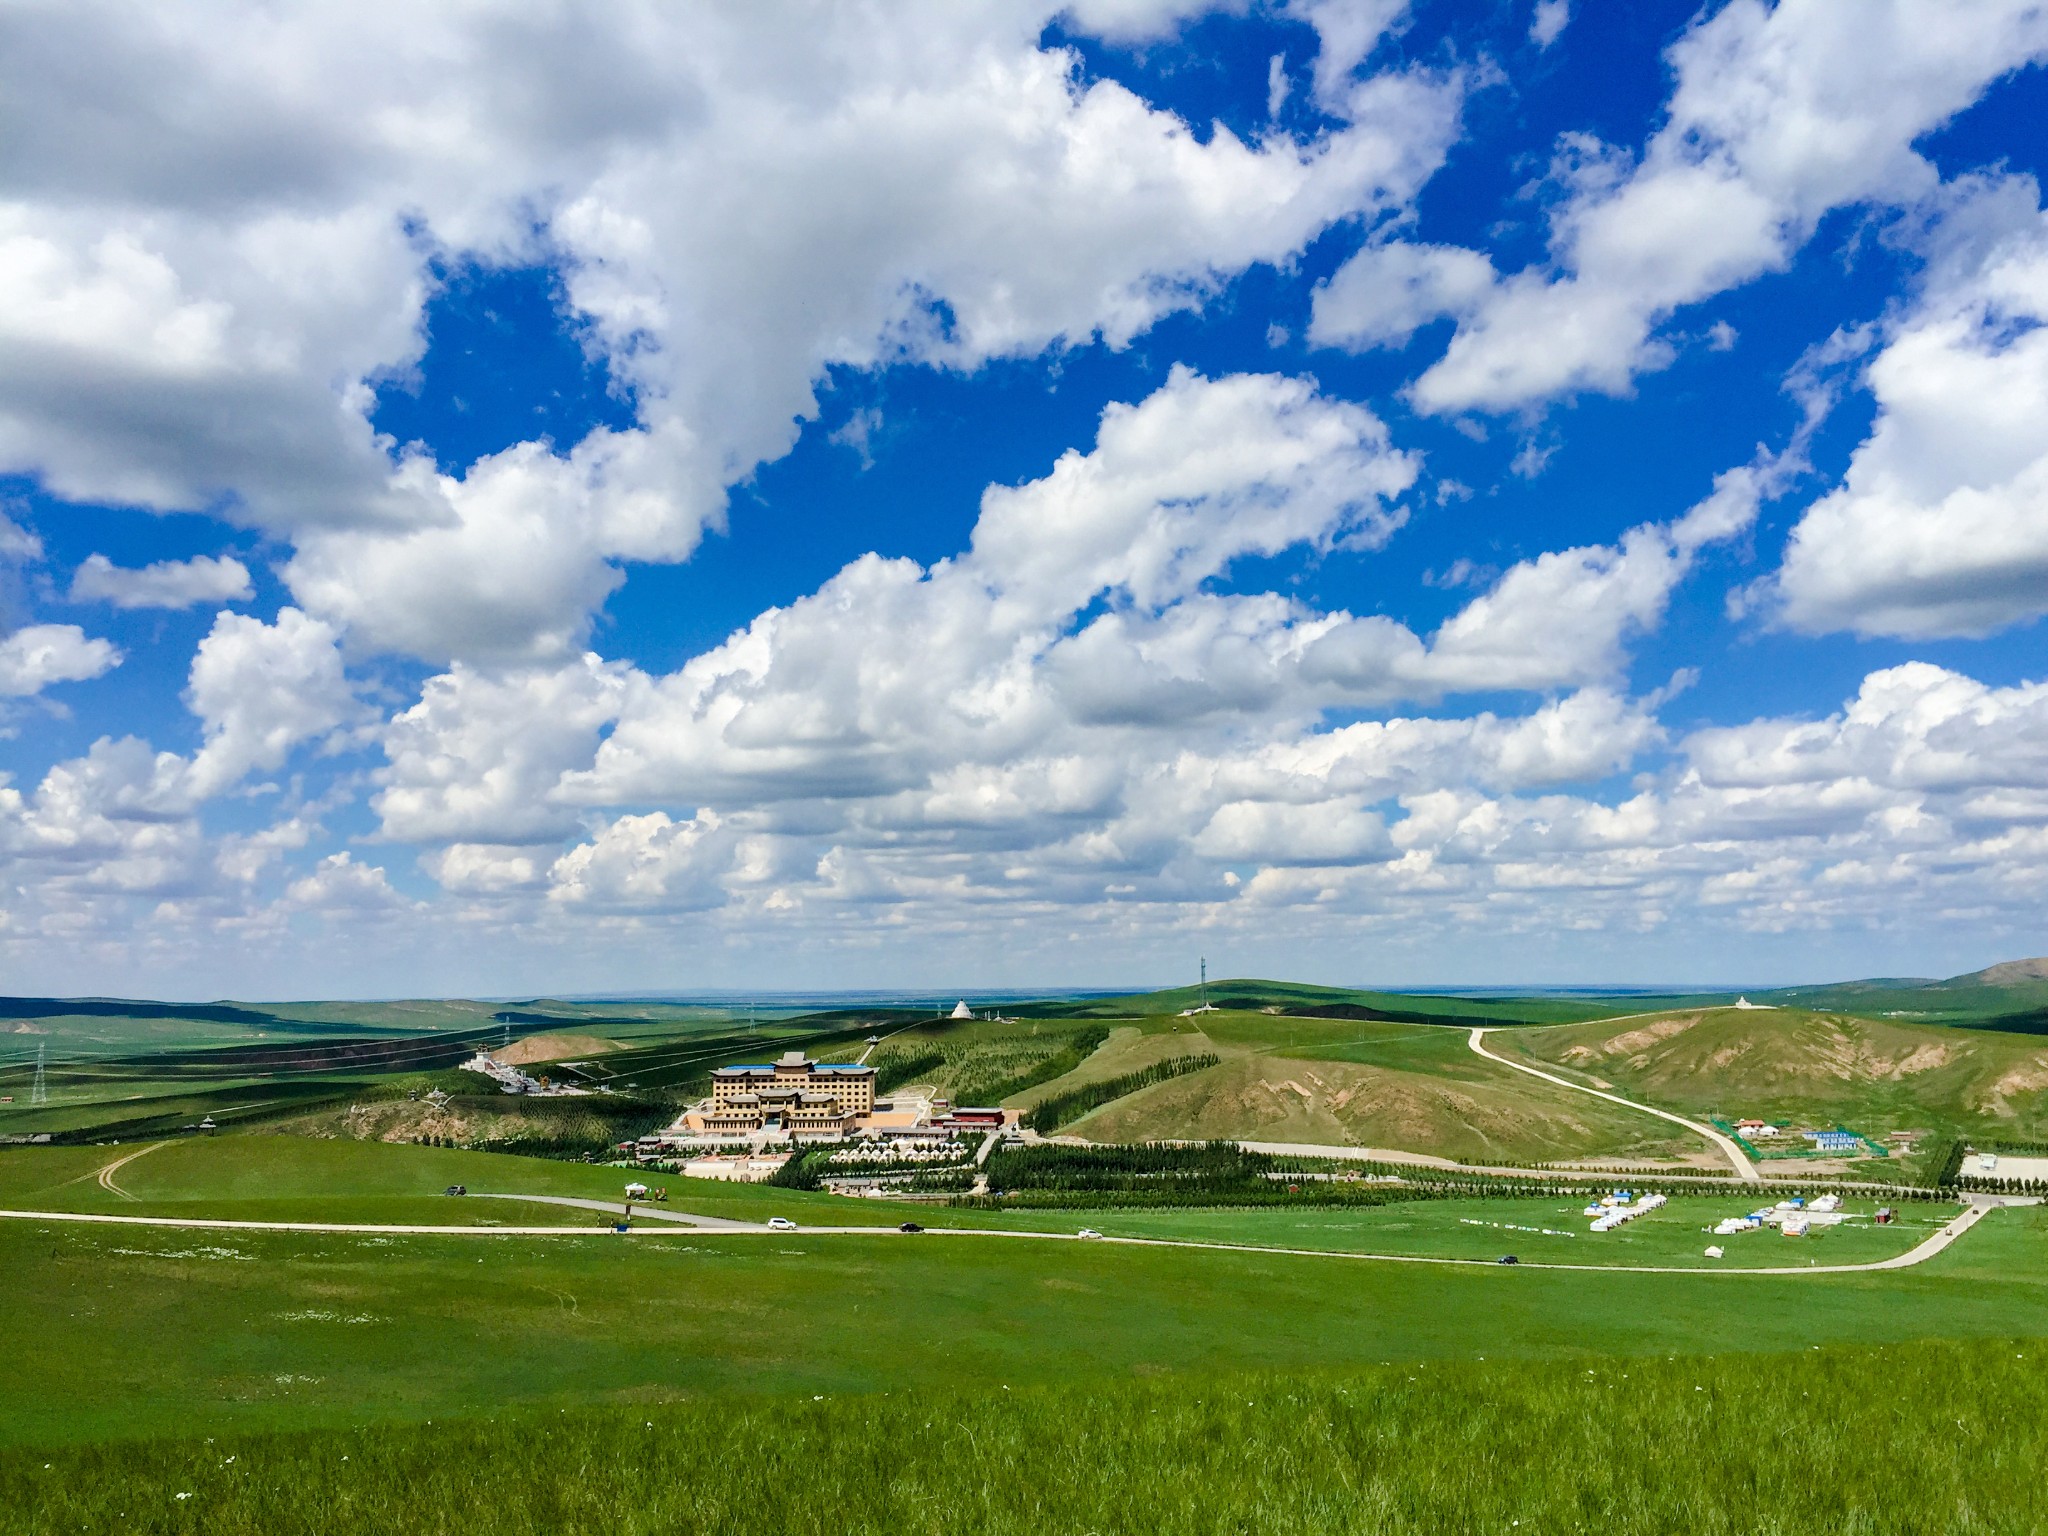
xmin=697 ymin=1050 xmax=878 ymax=1140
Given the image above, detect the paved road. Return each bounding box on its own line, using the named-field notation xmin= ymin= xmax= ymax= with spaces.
xmin=1469 ymin=1028 xmax=1760 ymax=1182
xmin=475 ymin=1192 xmax=759 ymax=1229
xmin=2 ymin=1192 xmax=2026 ymax=1277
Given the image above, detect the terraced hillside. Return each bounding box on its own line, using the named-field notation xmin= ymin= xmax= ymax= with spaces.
xmin=1496 ymin=1007 xmax=2048 ymax=1154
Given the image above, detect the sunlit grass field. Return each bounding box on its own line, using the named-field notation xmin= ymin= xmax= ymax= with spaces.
xmin=0 ymin=1139 xmax=915 ymax=1227
xmin=979 ymin=1192 xmax=1948 ymax=1268
xmin=0 ymin=1138 xmax=1954 ymax=1265
xmin=7 ymin=1337 xmax=2044 ymax=1535
xmin=3 ymin=1182 xmax=2045 ymax=1449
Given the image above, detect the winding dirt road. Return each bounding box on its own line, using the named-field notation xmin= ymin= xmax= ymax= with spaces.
xmin=1469 ymin=1027 xmax=1760 ymax=1181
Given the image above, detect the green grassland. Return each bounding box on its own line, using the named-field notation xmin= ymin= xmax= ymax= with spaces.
xmin=1495 ymin=1006 xmax=2048 ymax=1159
xmin=979 ymin=1193 xmax=1945 ymax=1269
xmin=0 ymin=1137 xmax=1945 ymax=1267
xmin=10 ymin=1336 xmax=2045 ymax=1536
xmin=0 ymin=1188 xmax=2042 ymax=1452
xmin=0 ymin=1139 xmax=920 ymax=1229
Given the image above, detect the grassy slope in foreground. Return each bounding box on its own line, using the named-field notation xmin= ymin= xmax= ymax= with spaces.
xmin=8 ymin=1337 xmax=2046 ymax=1535
xmin=1 ymin=1199 xmax=2044 ymax=1448
xmin=1496 ymin=1006 xmax=2048 ymax=1147
xmin=0 ymin=1139 xmax=914 ymax=1228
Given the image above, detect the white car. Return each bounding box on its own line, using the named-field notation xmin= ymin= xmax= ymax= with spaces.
xmin=768 ymin=1216 xmax=797 ymax=1231
xmin=1076 ymin=1228 xmax=1104 ymax=1240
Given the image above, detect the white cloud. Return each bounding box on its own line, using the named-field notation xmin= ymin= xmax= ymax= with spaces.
xmin=185 ymin=608 xmax=354 ymax=797
xmin=69 ymin=551 xmax=252 ymax=609
xmin=0 ymin=623 xmax=120 ymax=696
xmin=556 ymin=369 xmax=1420 ymax=809
xmin=0 ymin=4 xmax=1468 ymax=665
xmin=1770 ymin=195 xmax=2048 ymax=637
xmin=215 ymin=818 xmax=313 ymax=884
xmin=1058 ymin=0 xmax=1248 ymax=43
xmin=1529 ymin=0 xmax=1571 ymax=50
xmin=285 ymin=852 xmax=407 ymax=911
xmin=376 ymin=653 xmax=633 ymax=845
xmin=0 ymin=512 xmax=41 ymax=562
xmin=1308 ymin=241 xmax=1497 ymax=351
xmin=548 ymin=810 xmax=733 ymax=910
xmin=422 ymin=843 xmax=545 ymax=896
xmin=1325 ymin=0 xmax=2048 ymax=414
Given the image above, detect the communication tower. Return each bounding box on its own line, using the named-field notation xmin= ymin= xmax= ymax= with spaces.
xmin=30 ymin=1042 xmax=47 ymax=1108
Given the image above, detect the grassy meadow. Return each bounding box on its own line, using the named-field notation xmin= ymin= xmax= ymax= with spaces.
xmin=0 ymin=1138 xmax=919 ymax=1228
xmin=1 ymin=1155 xmax=2044 ymax=1448
xmin=6 ymin=1337 xmax=2045 ymax=1534
xmin=3 ymin=974 xmax=2047 ymax=1532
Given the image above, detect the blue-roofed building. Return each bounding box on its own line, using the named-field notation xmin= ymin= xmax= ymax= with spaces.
xmin=1804 ymin=1130 xmax=1861 ymax=1154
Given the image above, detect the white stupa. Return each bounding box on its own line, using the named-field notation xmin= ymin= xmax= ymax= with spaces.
xmin=950 ymin=1000 xmax=974 ymax=1020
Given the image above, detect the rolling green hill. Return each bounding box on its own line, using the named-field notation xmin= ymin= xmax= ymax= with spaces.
xmin=1497 ymin=1005 xmax=2048 ymax=1164
xmin=1053 ymin=1013 xmax=1698 ymax=1164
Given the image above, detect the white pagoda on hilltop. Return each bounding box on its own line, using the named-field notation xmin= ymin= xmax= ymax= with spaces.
xmin=950 ymin=1000 xmax=974 ymax=1020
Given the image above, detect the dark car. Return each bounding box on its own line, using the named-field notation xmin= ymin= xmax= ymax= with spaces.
xmin=1497 ymin=1254 xmax=1518 ymax=1265
xmin=445 ymin=1184 xmax=467 ymax=1196
xmin=899 ymin=1222 xmax=925 ymax=1233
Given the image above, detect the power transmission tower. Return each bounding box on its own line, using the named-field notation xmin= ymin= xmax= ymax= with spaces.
xmin=30 ymin=1042 xmax=47 ymax=1108
xmin=1199 ymin=956 xmax=1207 ymax=1010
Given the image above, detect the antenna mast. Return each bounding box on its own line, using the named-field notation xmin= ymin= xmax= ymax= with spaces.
xmin=30 ymin=1042 xmax=47 ymax=1108
xmin=1200 ymin=956 xmax=1207 ymax=1010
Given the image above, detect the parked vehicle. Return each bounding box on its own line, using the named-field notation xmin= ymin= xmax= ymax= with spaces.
xmin=899 ymin=1222 xmax=924 ymax=1233
xmin=1077 ymin=1228 xmax=1104 ymax=1240
xmin=768 ymin=1216 xmax=798 ymax=1231
xmin=444 ymin=1184 xmax=467 ymax=1196
xmin=1497 ymin=1254 xmax=1519 ymax=1265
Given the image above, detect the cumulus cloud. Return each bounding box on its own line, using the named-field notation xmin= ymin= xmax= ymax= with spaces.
xmin=554 ymin=368 xmax=1420 ymax=809
xmin=285 ymin=852 xmax=407 ymax=911
xmin=69 ymin=551 xmax=252 ymax=609
xmin=1770 ymin=193 xmax=2048 ymax=637
xmin=0 ymin=623 xmax=120 ymax=696
xmin=548 ymin=810 xmax=733 ymax=911
xmin=500 ymin=375 xmax=1764 ymax=915
xmin=1308 ymin=241 xmax=1497 ymax=351
xmin=185 ymin=608 xmax=354 ymax=797
xmin=1316 ymin=0 xmax=2048 ymax=414
xmin=0 ymin=3 xmax=1467 ymax=664
xmin=0 ymin=512 xmax=41 ymax=562
xmin=375 ymin=653 xmax=633 ymax=844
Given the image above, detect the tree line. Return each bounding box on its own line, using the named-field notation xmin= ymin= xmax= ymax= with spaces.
xmin=1020 ymin=1053 xmax=1218 ymax=1133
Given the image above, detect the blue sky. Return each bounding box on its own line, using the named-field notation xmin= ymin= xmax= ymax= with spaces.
xmin=2 ymin=0 xmax=2047 ymax=998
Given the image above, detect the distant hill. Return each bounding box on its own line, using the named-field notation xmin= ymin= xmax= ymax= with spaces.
xmin=1496 ymin=1005 xmax=2048 ymax=1152
xmin=1943 ymin=958 xmax=2048 ymax=988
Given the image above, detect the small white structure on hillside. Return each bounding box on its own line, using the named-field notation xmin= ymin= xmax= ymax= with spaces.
xmin=950 ymin=1000 xmax=974 ymax=1020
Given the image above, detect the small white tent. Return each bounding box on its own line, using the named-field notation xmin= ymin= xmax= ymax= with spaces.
xmin=950 ymin=1000 xmax=974 ymax=1020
